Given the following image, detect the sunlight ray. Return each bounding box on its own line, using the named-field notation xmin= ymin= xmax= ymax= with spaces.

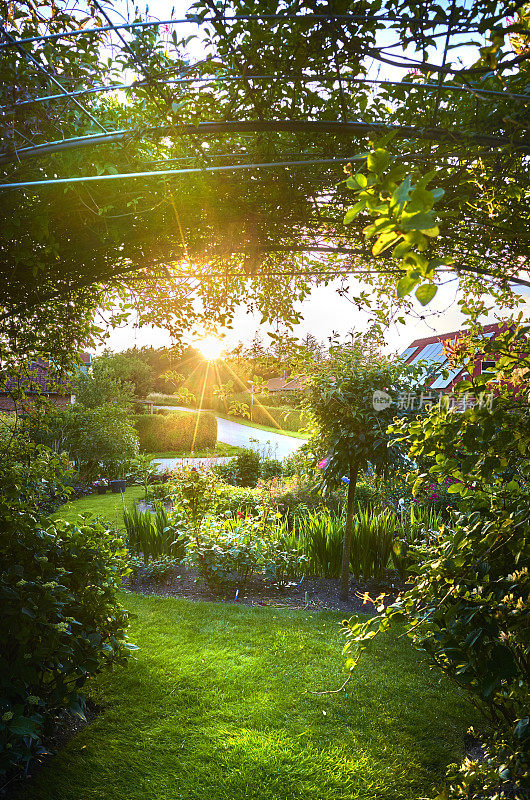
xmin=191 ymin=360 xmax=211 ymax=454
xmin=221 ymin=361 xmax=284 ymax=430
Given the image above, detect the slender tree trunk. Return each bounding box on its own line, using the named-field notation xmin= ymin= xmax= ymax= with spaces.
xmin=340 ymin=462 xmax=359 ymax=601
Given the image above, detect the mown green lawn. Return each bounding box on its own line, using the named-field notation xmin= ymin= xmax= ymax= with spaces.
xmin=17 ymin=593 xmax=479 ymax=800
xmin=52 ymin=486 xmax=144 ymax=530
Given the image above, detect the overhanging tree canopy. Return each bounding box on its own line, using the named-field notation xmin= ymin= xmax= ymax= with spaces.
xmin=1 ymin=0 xmax=529 ymax=361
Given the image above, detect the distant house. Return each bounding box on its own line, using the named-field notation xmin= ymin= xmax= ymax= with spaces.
xmin=265 ymin=374 xmax=305 ymax=392
xmin=400 ymin=323 xmax=502 ymax=394
xmin=0 ymin=353 xmax=91 ymax=413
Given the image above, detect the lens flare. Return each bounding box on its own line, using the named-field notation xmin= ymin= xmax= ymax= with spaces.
xmin=196 ymin=336 xmax=224 ymax=361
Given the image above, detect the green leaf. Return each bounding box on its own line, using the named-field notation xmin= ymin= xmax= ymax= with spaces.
xmin=373 ymin=231 xmax=400 ymax=255
xmin=9 ymin=716 xmax=41 ymax=737
xmin=447 ymin=483 xmax=462 ymax=494
xmin=397 ymin=275 xmax=419 ymax=298
xmin=392 ymin=240 xmax=413 ymax=260
xmin=392 ymin=176 xmax=412 ymax=206
xmin=415 ymin=283 xmax=437 ymax=305
xmin=401 ymin=211 xmax=437 ymax=232
xmin=367 ymin=148 xmax=391 ymax=174
xmin=514 ymin=717 xmax=529 ymax=740
xmin=412 ymin=476 xmax=424 ymax=496
xmin=344 ymin=202 xmax=365 ymax=224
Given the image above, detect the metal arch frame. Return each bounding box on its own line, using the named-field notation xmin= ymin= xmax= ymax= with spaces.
xmin=0 ymin=25 xmax=108 ymax=133
xmin=1 ymin=120 xmax=528 ymax=167
xmin=3 ymin=74 xmax=527 ymax=114
xmin=0 ymin=155 xmax=362 ymax=189
xmin=0 ymin=12 xmax=474 ymax=49
xmin=0 ymin=12 xmax=512 ymax=82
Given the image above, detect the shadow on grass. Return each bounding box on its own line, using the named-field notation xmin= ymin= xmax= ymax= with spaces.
xmin=15 ymin=596 xmax=480 ymax=800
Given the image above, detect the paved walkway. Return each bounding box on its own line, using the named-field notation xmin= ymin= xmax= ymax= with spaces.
xmin=152 ymin=455 xmax=233 ymax=472
xmin=153 ymin=406 xmax=306 ymax=462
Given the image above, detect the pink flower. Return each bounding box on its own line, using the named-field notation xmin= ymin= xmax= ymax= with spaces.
xmin=317 ymin=458 xmax=328 ymax=470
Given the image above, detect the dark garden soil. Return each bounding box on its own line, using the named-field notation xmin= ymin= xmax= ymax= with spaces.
xmin=124 ymin=566 xmax=405 ymax=615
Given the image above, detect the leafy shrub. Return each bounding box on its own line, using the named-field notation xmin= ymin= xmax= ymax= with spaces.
xmin=280 ymin=448 xmax=314 ymax=477
xmin=260 ymin=458 xmax=283 ymax=481
xmin=75 ymin=364 xmax=134 ymax=411
xmin=262 ymin=473 xmax=343 ymax=518
xmin=31 ymin=405 xmax=139 ymax=480
xmin=133 ymin=411 xmax=217 ymax=453
xmin=127 ymin=554 xmax=179 ymax=584
xmin=346 ymin=339 xmax=530 ymax=798
xmin=391 ymin=505 xmax=441 ymax=578
xmin=211 ymin=458 xmax=238 ymax=484
xmin=213 ymin=450 xmax=282 ymax=486
xmin=169 ymin=467 xmax=219 ymax=539
xmin=234 ymin=448 xmax=261 ymax=486
xmin=186 ymin=515 xmax=266 ymax=588
xmin=150 ymin=481 xmax=172 ymax=502
xmin=0 ymin=516 xmax=133 ymax=778
xmin=211 ymin=482 xmax=262 ymax=517
xmin=123 ymin=504 xmax=186 ymax=561
xmin=186 ymin=512 xmax=307 ymax=590
xmin=354 ymin=482 xmax=379 ymax=511
xmin=263 ymin=536 xmax=308 ymax=589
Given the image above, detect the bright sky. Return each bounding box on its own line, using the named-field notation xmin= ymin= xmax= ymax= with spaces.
xmin=100 ymin=1 xmax=529 ymax=357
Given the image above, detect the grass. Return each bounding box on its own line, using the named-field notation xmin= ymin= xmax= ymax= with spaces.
xmin=17 ymin=594 xmax=479 ymax=800
xmin=52 ymin=486 xmax=144 ymax=530
xmin=147 ymin=443 xmax=243 ymax=459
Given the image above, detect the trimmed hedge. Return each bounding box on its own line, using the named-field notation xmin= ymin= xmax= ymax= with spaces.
xmin=145 ymin=396 xmax=306 ymax=432
xmin=133 ymin=412 xmax=217 ymax=453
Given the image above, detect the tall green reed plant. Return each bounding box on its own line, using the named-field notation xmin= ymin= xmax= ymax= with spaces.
xmin=350 ymin=508 xmax=395 ymax=580
xmin=297 ymin=508 xmax=344 ymax=578
xmin=123 ymin=503 xmax=186 ymax=562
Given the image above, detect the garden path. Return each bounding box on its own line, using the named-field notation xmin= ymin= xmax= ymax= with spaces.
xmin=153 ymin=406 xmax=306 ymax=460
xmin=152 ymin=455 xmax=233 ymax=472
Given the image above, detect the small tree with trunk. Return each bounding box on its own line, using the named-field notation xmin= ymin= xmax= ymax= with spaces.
xmin=304 ymin=336 xmax=412 ymax=600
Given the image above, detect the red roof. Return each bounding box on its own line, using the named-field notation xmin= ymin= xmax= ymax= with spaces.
xmin=405 ymin=323 xmax=502 ymax=352
xmin=265 ymin=376 xmax=305 ymax=392
xmin=401 ymin=324 xmax=504 ymax=393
